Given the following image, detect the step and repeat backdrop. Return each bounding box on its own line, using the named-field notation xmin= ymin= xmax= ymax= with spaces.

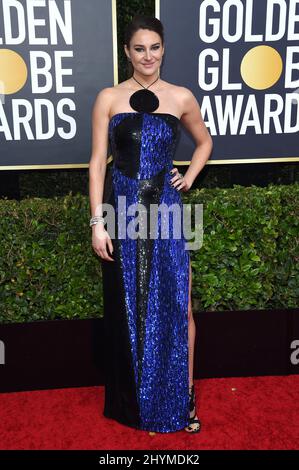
xmin=0 ymin=0 xmax=298 ymax=169
xmin=0 ymin=0 xmax=115 ymax=169
xmin=158 ymin=0 xmax=299 ymax=164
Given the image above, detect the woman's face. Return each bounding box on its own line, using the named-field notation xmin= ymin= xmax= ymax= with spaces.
xmin=125 ymin=28 xmax=164 ymax=77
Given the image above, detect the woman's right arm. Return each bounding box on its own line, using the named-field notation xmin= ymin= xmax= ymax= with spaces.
xmin=89 ymin=88 xmax=114 ymax=262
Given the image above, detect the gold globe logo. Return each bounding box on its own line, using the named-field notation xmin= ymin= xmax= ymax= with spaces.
xmin=0 ymin=49 xmax=28 ymax=94
xmin=241 ymin=45 xmax=283 ymax=90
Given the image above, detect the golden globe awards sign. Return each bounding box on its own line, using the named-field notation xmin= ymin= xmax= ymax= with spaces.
xmin=159 ymin=0 xmax=299 ymax=164
xmin=0 ymin=0 xmax=114 ymax=169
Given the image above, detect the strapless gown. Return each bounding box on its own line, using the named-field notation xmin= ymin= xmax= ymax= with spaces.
xmin=100 ymin=111 xmax=190 ymax=433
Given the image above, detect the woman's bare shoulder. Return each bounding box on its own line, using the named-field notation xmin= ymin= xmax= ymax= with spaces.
xmin=171 ymin=85 xmax=198 ymax=113
xmin=157 ymin=81 xmax=194 ymax=115
xmin=95 ymin=81 xmax=131 ymax=103
xmin=94 ymin=86 xmax=116 ymax=101
xmin=160 ymin=81 xmax=193 ymax=101
xmin=159 ymin=79 xmax=185 ymax=90
xmin=171 ymin=84 xmax=194 ymax=99
xmin=93 ymin=85 xmax=121 ymax=113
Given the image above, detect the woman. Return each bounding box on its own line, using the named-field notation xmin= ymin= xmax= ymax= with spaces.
xmin=89 ymin=15 xmax=213 ymax=434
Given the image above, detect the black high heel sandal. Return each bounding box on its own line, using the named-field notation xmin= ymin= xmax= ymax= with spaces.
xmin=184 ymin=384 xmax=201 ymax=433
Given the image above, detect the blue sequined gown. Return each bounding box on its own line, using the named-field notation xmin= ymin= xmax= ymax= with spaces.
xmin=101 ymin=111 xmax=190 ymax=433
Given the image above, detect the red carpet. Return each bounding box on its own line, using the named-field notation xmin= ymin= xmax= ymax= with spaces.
xmin=0 ymin=375 xmax=298 ymax=450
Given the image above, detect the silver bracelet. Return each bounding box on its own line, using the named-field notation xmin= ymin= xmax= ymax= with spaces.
xmin=90 ymin=216 xmax=105 ymax=227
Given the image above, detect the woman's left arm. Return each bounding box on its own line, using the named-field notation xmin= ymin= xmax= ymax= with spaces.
xmin=172 ymin=87 xmax=213 ymax=192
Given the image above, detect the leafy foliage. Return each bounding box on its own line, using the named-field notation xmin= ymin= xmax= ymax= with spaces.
xmin=182 ymin=182 xmax=299 ymax=311
xmin=0 ymin=183 xmax=298 ymax=323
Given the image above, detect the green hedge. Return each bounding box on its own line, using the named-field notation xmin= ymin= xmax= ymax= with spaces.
xmin=0 ymin=183 xmax=298 ymax=323
xmin=185 ymin=183 xmax=299 ymax=311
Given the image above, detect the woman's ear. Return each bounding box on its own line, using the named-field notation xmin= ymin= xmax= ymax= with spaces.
xmin=124 ymin=45 xmax=130 ymax=61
